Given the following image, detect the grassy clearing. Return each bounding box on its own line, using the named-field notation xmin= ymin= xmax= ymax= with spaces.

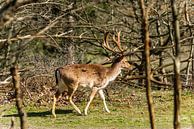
xmin=0 ymin=88 xmax=194 ymax=129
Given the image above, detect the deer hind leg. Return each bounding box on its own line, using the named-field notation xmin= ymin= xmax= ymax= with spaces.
xmin=52 ymin=90 xmax=61 ymax=118
xmin=52 ymin=79 xmax=69 ymax=118
xmin=84 ymin=87 xmax=98 ymax=115
xmin=68 ymin=85 xmax=82 ymax=115
xmin=98 ymin=89 xmax=110 ymax=113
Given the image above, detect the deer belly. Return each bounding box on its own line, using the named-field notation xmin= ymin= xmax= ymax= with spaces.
xmin=79 ymin=81 xmax=94 ymax=88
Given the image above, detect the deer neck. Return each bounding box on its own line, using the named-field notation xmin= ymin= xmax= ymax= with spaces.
xmin=107 ymin=61 xmax=122 ymax=81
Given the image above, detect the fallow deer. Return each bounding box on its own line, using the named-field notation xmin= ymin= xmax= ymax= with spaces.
xmin=52 ymin=32 xmax=131 ymax=117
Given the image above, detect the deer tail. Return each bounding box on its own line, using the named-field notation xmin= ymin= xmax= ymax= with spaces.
xmin=55 ymin=68 xmax=61 ymax=85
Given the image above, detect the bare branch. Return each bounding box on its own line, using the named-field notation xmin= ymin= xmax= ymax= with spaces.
xmin=0 ymin=76 xmax=12 ymax=85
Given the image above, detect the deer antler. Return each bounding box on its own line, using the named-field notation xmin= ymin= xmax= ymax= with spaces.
xmin=103 ymin=31 xmax=124 ymax=54
xmin=103 ymin=32 xmax=112 ymax=52
xmin=112 ymin=31 xmax=123 ymax=52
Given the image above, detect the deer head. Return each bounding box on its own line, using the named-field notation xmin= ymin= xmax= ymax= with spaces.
xmin=102 ymin=31 xmax=131 ymax=69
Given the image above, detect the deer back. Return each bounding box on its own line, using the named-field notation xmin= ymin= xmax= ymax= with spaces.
xmin=57 ymin=64 xmax=110 ymax=88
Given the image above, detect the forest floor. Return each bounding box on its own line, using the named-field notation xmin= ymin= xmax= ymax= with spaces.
xmin=0 ymin=88 xmax=194 ymax=129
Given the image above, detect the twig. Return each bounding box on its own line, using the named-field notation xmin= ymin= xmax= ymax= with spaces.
xmin=0 ymin=76 xmax=12 ymax=85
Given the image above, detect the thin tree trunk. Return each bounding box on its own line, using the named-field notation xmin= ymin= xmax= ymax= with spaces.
xmin=10 ymin=66 xmax=27 ymax=129
xmin=192 ymin=49 xmax=194 ymax=86
xmin=171 ymin=0 xmax=182 ymax=129
xmin=184 ymin=1 xmax=193 ymax=86
xmin=66 ymin=1 xmax=76 ymax=64
xmin=139 ymin=0 xmax=156 ymax=129
xmin=156 ymin=19 xmax=168 ymax=88
xmin=185 ymin=41 xmax=193 ymax=86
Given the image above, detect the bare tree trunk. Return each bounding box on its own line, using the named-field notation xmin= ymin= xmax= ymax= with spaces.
xmin=192 ymin=42 xmax=194 ymax=87
xmin=156 ymin=19 xmax=168 ymax=88
xmin=10 ymin=66 xmax=27 ymax=129
xmin=139 ymin=0 xmax=156 ymax=129
xmin=66 ymin=1 xmax=76 ymax=64
xmin=184 ymin=1 xmax=194 ymax=86
xmin=185 ymin=43 xmax=193 ymax=86
xmin=171 ymin=0 xmax=182 ymax=129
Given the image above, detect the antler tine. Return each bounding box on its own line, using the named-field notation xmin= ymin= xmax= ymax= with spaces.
xmin=112 ymin=31 xmax=124 ymax=52
xmin=103 ymin=32 xmax=116 ymax=53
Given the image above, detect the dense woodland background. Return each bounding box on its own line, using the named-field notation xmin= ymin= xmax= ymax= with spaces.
xmin=0 ymin=0 xmax=194 ymax=129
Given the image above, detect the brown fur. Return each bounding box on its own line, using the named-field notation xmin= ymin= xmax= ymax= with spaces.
xmin=52 ymin=56 xmax=131 ymax=117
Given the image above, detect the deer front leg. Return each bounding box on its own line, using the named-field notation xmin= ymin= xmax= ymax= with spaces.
xmin=98 ymin=89 xmax=110 ymax=113
xmin=84 ymin=87 xmax=98 ymax=115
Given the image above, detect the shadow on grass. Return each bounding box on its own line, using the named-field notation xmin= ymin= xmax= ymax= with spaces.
xmin=2 ymin=109 xmax=73 ymax=117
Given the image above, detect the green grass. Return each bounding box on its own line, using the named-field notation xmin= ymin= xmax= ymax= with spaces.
xmin=0 ymin=88 xmax=194 ymax=129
